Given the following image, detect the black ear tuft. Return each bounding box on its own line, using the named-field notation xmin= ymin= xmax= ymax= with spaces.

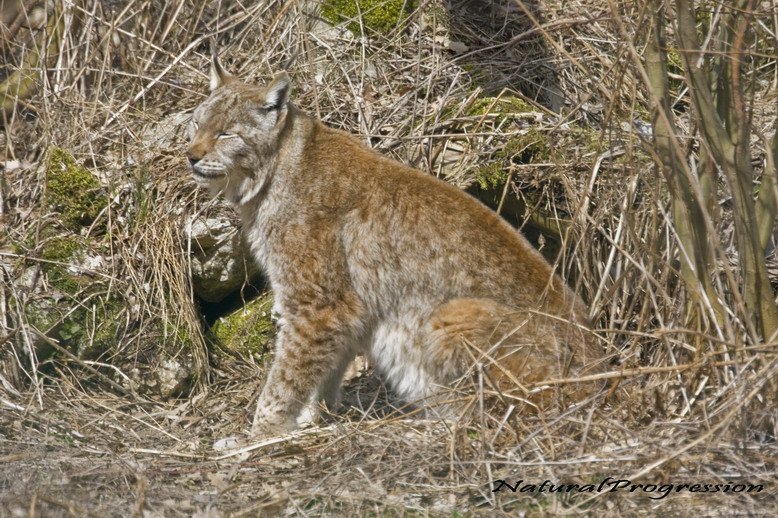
xmin=264 ymin=72 xmax=291 ymax=110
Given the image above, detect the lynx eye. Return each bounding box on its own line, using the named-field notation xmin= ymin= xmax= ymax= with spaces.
xmin=216 ymin=132 xmax=236 ymax=139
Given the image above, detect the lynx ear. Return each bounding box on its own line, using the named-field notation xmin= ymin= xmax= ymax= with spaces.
xmin=209 ymin=51 xmax=236 ymax=91
xmin=263 ymin=72 xmax=291 ymax=110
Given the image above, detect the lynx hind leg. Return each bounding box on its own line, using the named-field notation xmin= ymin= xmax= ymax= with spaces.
xmin=424 ymin=298 xmax=602 ymax=413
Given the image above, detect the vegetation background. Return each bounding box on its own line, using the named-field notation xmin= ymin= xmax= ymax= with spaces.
xmin=0 ymin=0 xmax=777 ymax=515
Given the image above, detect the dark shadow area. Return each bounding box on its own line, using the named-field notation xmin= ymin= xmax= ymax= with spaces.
xmin=198 ymin=273 xmax=268 ymax=327
xmin=466 ymin=182 xmax=564 ymax=264
xmin=444 ymin=0 xmax=565 ymax=111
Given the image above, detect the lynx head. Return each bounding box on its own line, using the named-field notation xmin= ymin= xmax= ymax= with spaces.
xmin=186 ymin=53 xmax=291 ymax=205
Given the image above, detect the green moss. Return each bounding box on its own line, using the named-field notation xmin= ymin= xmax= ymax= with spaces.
xmin=465 ymin=96 xmax=533 ymax=121
xmin=449 ymin=95 xmax=546 ymax=190
xmin=695 ymin=2 xmax=713 ymax=39
xmin=570 ymin=126 xmax=604 ymax=155
xmin=41 ymin=235 xmax=82 ymax=262
xmin=473 ymin=128 xmax=553 ymax=190
xmin=24 ymin=291 xmax=125 ymax=360
xmin=20 ymin=227 xmax=124 ymax=359
xmin=443 ymin=95 xmax=535 ymax=126
xmin=36 ymin=233 xmax=85 ymax=294
xmin=95 ymin=306 xmax=124 ymax=355
xmin=666 ymin=48 xmax=685 ymax=91
xmin=668 ymin=49 xmax=683 ymax=73
xmin=46 ymin=147 xmax=107 ymax=230
xmin=24 ymin=297 xmax=67 ymax=337
xmin=321 ymin=0 xmax=416 ymax=35
xmin=15 ymin=150 xmax=121 ymax=361
xmin=511 ymin=127 xmax=552 ymax=161
xmin=210 ymin=292 xmax=275 ymax=359
xmin=474 ymin=162 xmax=507 ymax=191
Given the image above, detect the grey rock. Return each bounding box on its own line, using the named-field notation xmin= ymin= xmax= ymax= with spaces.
xmin=187 ymin=213 xmax=261 ymax=302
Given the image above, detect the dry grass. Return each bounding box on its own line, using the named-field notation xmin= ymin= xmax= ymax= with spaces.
xmin=1 ymin=0 xmax=777 ymax=515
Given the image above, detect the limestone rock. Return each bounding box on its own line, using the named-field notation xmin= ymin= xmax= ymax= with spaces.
xmin=187 ymin=213 xmax=261 ymax=303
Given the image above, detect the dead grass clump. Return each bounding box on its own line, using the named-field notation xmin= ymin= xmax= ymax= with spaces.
xmin=1 ymin=0 xmax=777 ymax=515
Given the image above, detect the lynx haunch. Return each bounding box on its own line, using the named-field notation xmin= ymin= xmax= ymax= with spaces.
xmin=186 ymin=54 xmax=604 ymax=436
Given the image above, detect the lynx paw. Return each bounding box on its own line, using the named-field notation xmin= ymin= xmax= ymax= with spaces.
xmin=250 ymin=411 xmax=297 ymax=438
xmin=296 ymin=404 xmax=320 ymax=428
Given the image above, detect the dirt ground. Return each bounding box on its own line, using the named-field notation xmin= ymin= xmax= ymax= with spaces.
xmin=1 ymin=367 xmax=776 ymax=517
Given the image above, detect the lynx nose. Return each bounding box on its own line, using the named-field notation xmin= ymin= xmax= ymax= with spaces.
xmin=185 ymin=151 xmax=200 ymax=166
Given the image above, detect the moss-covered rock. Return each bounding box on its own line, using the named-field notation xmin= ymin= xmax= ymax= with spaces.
xmin=21 ymin=290 xmax=125 ymax=360
xmin=209 ymin=291 xmax=275 ymax=359
xmin=464 ymin=96 xmax=533 ymax=121
xmin=39 ymin=234 xmax=87 ymax=294
xmin=321 ymin=0 xmax=416 ymax=35
xmin=473 ymin=162 xmax=506 ymax=191
xmin=77 ymin=296 xmax=125 ymax=359
xmin=443 ymin=95 xmax=535 ymax=126
xmin=16 ymin=148 xmax=120 ymax=359
xmin=46 ymin=147 xmax=107 ymax=230
xmin=8 ymin=146 xmax=206 ymax=395
xmin=15 ymin=221 xmax=125 ymax=360
xmin=474 ymin=128 xmax=553 ymax=190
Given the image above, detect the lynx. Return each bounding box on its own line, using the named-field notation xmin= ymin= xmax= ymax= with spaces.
xmin=186 ymin=54 xmax=604 ymax=436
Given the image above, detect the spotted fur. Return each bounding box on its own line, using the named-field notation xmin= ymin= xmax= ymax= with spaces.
xmin=186 ymin=55 xmax=604 ymax=436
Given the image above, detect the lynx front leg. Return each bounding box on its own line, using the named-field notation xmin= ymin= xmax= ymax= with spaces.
xmin=297 ymin=349 xmax=357 ymax=427
xmin=251 ymin=304 xmax=365 ymax=436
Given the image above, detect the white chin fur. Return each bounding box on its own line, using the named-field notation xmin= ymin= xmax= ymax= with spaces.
xmin=191 ymin=173 xmax=227 ymax=199
xmin=192 ymin=173 xmax=218 ymax=188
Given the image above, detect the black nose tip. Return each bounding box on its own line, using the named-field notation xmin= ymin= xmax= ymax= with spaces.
xmin=185 ymin=152 xmax=199 ymax=166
